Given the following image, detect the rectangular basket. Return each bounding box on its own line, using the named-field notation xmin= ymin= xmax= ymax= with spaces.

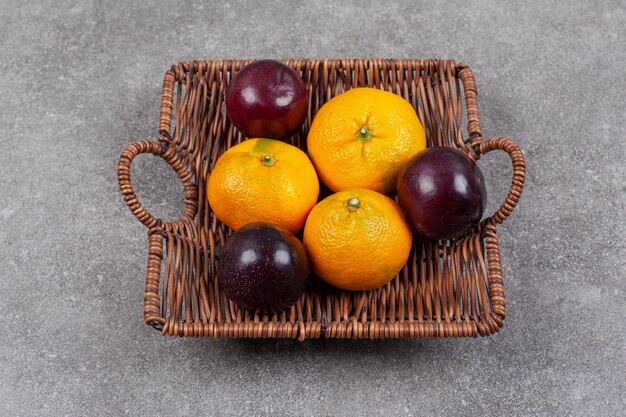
xmin=118 ymin=59 xmax=525 ymax=340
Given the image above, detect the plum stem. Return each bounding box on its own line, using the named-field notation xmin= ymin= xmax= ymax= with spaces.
xmin=346 ymin=197 xmax=361 ymax=211
xmin=355 ymin=125 xmax=373 ymax=143
xmin=262 ymin=154 xmax=276 ymax=167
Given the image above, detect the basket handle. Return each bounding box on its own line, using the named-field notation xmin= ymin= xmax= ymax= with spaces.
xmin=476 ymin=136 xmax=526 ymax=224
xmin=117 ymin=140 xmax=197 ymax=230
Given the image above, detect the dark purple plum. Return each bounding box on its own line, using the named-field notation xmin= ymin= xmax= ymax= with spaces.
xmin=397 ymin=147 xmax=487 ymax=240
xmin=218 ymin=222 xmax=309 ymax=312
xmin=226 ymin=60 xmax=308 ymax=140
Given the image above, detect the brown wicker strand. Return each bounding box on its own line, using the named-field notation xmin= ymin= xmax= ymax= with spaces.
xmin=477 ymin=137 xmax=527 ymax=224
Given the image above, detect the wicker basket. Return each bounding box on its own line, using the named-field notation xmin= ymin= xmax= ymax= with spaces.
xmin=117 ymin=59 xmax=525 ymax=340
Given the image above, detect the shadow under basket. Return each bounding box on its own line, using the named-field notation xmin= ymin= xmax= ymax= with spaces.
xmin=117 ymin=59 xmax=526 ymax=340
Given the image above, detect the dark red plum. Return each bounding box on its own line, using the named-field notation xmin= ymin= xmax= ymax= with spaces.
xmin=397 ymin=147 xmax=487 ymax=240
xmin=218 ymin=222 xmax=309 ymax=312
xmin=226 ymin=60 xmax=308 ymax=140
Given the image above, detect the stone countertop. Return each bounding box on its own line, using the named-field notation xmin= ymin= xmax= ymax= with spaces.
xmin=1 ymin=1 xmax=624 ymax=416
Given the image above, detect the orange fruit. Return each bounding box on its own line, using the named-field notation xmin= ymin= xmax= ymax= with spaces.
xmin=303 ymin=189 xmax=412 ymax=291
xmin=307 ymin=87 xmax=426 ymax=194
xmin=207 ymin=138 xmax=319 ymax=233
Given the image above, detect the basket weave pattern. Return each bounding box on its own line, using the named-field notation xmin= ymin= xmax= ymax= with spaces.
xmin=118 ymin=59 xmax=525 ymax=340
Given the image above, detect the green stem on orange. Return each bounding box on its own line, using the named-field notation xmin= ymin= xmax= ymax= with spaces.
xmin=355 ymin=125 xmax=373 ymax=143
xmin=262 ymin=154 xmax=276 ymax=167
xmin=346 ymin=197 xmax=361 ymax=212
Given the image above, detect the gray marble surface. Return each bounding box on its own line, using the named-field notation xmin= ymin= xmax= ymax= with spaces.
xmin=1 ymin=1 xmax=624 ymax=416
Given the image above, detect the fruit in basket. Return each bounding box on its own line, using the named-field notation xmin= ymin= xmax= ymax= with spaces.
xmin=207 ymin=138 xmax=319 ymax=233
xmin=303 ymin=189 xmax=412 ymax=291
xmin=226 ymin=60 xmax=308 ymax=140
xmin=218 ymin=223 xmax=309 ymax=311
xmin=397 ymin=147 xmax=487 ymax=240
xmin=306 ymin=87 xmax=426 ymax=194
